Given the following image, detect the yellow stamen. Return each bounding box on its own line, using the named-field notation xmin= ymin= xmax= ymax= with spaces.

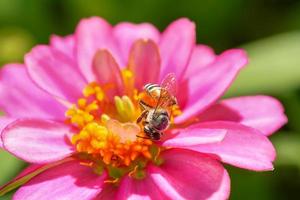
xmin=154 ymin=147 xmax=161 ymax=162
xmin=65 ymin=69 xmax=179 ymax=181
xmin=101 ymin=114 xmax=110 ymax=124
xmin=121 ymin=69 xmax=135 ymax=96
xmin=170 ymin=104 xmax=182 ymax=123
xmin=104 ymin=178 xmax=119 ymax=184
xmin=66 ymin=83 xmax=153 ymax=167
xmin=128 ymin=165 xmax=139 ymax=177
xmin=114 ymin=96 xmax=137 ymax=122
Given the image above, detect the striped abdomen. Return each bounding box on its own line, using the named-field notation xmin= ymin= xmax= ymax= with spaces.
xmin=144 ymin=83 xmax=161 ymax=99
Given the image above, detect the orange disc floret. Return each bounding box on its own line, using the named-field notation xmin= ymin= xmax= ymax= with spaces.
xmin=66 ymin=82 xmax=154 ymax=168
xmin=71 ymin=121 xmax=153 ymax=167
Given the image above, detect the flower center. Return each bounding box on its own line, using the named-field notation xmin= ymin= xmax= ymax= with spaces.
xmin=65 ymin=70 xmax=177 ymax=180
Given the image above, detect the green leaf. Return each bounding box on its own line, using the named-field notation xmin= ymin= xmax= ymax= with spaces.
xmin=226 ymin=31 xmax=300 ymax=97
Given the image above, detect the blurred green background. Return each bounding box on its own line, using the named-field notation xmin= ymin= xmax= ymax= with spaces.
xmin=0 ymin=0 xmax=300 ymax=199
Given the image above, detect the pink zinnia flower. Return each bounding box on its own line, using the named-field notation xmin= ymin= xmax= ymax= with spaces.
xmin=0 ymin=17 xmax=287 ymax=200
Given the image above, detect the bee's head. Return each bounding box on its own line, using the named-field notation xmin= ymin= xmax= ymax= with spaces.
xmin=152 ymin=110 xmax=169 ymax=131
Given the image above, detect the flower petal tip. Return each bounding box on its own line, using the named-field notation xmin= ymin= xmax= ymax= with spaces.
xmin=224 ymin=48 xmax=249 ymax=69
xmin=2 ymin=119 xmax=74 ymax=163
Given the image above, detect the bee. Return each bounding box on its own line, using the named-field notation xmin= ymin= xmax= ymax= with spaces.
xmin=136 ymin=73 xmax=178 ymax=141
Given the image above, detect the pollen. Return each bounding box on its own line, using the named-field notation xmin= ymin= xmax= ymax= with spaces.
xmin=66 ymin=82 xmax=154 ymax=169
xmin=71 ymin=121 xmax=152 ymax=166
xmin=121 ymin=69 xmax=135 ymax=96
xmin=170 ymin=104 xmax=182 ymax=123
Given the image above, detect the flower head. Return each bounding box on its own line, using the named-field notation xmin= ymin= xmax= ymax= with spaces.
xmin=0 ymin=17 xmax=287 ymax=200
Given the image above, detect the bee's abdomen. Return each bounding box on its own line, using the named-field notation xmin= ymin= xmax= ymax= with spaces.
xmin=144 ymin=83 xmax=160 ymax=91
xmin=144 ymin=83 xmax=161 ymax=97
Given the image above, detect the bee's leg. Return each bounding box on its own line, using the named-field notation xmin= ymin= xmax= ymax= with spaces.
xmin=136 ymin=110 xmax=148 ymax=124
xmin=139 ymin=100 xmax=153 ymax=110
xmin=136 ymin=135 xmax=151 ymax=140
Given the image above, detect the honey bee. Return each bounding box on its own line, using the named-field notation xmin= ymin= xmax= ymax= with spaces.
xmin=136 ymin=73 xmax=178 ymax=141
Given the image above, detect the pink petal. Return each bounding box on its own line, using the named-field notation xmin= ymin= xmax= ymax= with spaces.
xmin=0 ymin=159 xmax=72 ymax=195
xmin=75 ymin=17 xmax=123 ymax=82
xmin=184 ymin=45 xmax=216 ymax=78
xmin=117 ymin=175 xmax=167 ymax=200
xmin=128 ymin=39 xmax=161 ymax=90
xmin=92 ymin=50 xmax=124 ymax=95
xmin=0 ymin=64 xmax=65 ymax=120
xmin=0 ymin=117 xmax=15 ymax=148
xmin=159 ymin=18 xmax=195 ymax=80
xmin=95 ymin=184 xmax=117 ymax=200
xmin=176 ymin=49 xmax=248 ymax=123
xmin=185 ymin=121 xmax=276 ymax=171
xmin=25 ymin=45 xmax=87 ymax=103
xmin=178 ymin=45 xmax=216 ymax=106
xmin=198 ymin=95 xmax=287 ymax=136
xmin=2 ymin=119 xmax=74 ymax=163
xmin=13 ymin=161 xmax=106 ymax=200
xmin=50 ymin=35 xmax=75 ymax=60
xmin=162 ymin=125 xmax=226 ymax=147
xmin=113 ymin=22 xmax=160 ymax=63
xmin=148 ymin=149 xmax=230 ymax=200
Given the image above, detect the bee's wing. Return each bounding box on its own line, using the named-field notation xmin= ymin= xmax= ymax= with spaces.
xmin=154 ymin=73 xmax=177 ymax=112
xmin=160 ymin=73 xmax=177 ymax=107
xmin=161 ymin=73 xmax=177 ymax=98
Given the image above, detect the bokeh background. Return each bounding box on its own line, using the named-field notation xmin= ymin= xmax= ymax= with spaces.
xmin=1 ymin=0 xmax=300 ymax=199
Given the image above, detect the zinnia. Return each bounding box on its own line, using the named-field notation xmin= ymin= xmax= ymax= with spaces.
xmin=0 ymin=17 xmax=287 ymax=200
